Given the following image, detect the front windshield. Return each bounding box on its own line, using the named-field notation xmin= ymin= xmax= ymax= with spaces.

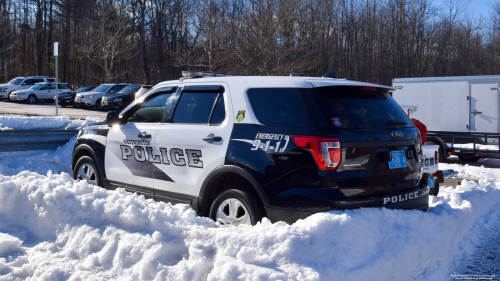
xmin=8 ymin=78 xmax=23 ymax=85
xmin=29 ymin=84 xmax=43 ymax=90
xmin=93 ymin=85 xmax=111 ymax=93
xmin=117 ymin=85 xmax=141 ymax=95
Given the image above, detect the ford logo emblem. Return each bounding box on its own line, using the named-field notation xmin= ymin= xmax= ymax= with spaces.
xmin=391 ymin=130 xmax=403 ymax=139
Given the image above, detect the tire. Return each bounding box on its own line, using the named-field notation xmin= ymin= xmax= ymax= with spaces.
xmin=458 ymin=153 xmax=480 ymax=162
xmin=73 ymin=156 xmax=103 ymax=187
xmin=95 ymin=99 xmax=103 ymax=111
xmin=27 ymin=94 xmax=37 ymax=104
xmin=429 ymin=181 xmax=440 ymax=196
xmin=209 ymin=184 xmax=265 ymax=226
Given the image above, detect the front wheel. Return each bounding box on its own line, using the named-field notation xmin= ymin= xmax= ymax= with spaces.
xmin=209 ymin=184 xmax=265 ymax=226
xmin=73 ymin=156 xmax=103 ymax=187
xmin=95 ymin=99 xmax=103 ymax=111
xmin=27 ymin=94 xmax=37 ymax=104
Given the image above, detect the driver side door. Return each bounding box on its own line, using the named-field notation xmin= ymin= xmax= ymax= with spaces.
xmin=104 ymin=88 xmax=176 ymax=197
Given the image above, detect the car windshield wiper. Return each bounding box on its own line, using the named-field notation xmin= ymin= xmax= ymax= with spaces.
xmin=385 ymin=120 xmax=408 ymax=126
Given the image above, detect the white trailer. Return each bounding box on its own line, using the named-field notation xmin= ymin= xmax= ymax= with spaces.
xmin=393 ymin=76 xmax=500 ymax=162
xmin=393 ymin=75 xmax=500 ymax=133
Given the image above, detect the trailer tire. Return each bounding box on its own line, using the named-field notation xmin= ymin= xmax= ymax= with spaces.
xmin=429 ymin=181 xmax=440 ymax=196
xmin=458 ymin=153 xmax=480 ymax=162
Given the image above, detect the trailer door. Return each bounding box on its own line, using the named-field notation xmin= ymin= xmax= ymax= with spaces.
xmin=470 ymin=82 xmax=499 ymax=133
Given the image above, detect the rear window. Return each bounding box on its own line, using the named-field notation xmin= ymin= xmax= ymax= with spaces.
xmin=247 ymin=88 xmax=309 ymax=127
xmin=312 ymin=86 xmax=412 ymax=128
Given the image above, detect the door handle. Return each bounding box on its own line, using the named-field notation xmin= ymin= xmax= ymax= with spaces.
xmin=471 ymin=110 xmax=482 ymax=116
xmin=202 ymin=136 xmax=222 ymax=142
xmin=138 ymin=133 xmax=151 ymax=139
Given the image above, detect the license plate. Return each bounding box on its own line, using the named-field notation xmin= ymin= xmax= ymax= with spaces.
xmin=428 ymin=175 xmax=435 ymax=188
xmin=388 ymin=150 xmax=407 ymax=169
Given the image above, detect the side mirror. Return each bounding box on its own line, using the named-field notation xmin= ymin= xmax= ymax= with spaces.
xmin=106 ymin=110 xmax=122 ymax=126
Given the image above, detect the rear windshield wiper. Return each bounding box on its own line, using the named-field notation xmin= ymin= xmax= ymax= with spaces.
xmin=385 ymin=120 xmax=408 ymax=126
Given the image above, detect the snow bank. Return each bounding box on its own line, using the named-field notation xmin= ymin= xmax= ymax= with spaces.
xmin=0 ymin=135 xmax=76 ymax=176
xmin=0 ymin=116 xmax=102 ymax=131
xmin=440 ymin=162 xmax=500 ymax=182
xmin=0 ymin=170 xmax=499 ymax=280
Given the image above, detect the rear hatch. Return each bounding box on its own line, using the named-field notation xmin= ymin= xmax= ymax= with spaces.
xmin=298 ymin=85 xmax=421 ymax=198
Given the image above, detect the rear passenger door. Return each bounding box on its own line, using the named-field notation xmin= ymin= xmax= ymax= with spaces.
xmin=152 ymin=84 xmax=233 ymax=199
xmin=104 ymin=88 xmax=176 ymax=197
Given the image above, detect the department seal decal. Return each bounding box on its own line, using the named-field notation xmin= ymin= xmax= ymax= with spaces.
xmin=236 ymin=110 xmax=246 ymax=122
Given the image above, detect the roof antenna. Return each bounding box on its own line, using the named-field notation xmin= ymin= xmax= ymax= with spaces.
xmin=322 ymin=71 xmax=337 ymax=79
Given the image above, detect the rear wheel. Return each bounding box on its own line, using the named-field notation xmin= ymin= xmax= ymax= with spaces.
xmin=458 ymin=153 xmax=480 ymax=162
xmin=73 ymin=156 xmax=103 ymax=187
xmin=27 ymin=94 xmax=37 ymax=104
xmin=209 ymin=184 xmax=265 ymax=226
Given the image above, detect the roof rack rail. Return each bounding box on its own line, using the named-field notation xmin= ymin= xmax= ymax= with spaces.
xmin=181 ymin=71 xmax=245 ymax=80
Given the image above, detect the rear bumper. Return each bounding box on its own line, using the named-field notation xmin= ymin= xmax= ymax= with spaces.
xmin=266 ymin=185 xmax=429 ymax=224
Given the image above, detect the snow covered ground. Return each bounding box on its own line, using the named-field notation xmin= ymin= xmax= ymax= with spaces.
xmin=0 ymin=116 xmax=102 ymax=131
xmin=0 ymin=121 xmax=499 ymax=279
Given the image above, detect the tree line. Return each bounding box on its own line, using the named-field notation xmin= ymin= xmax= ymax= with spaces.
xmin=0 ymin=0 xmax=499 ymax=87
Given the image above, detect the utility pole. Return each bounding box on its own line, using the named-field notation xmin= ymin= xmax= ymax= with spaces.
xmin=54 ymin=42 xmax=59 ymax=116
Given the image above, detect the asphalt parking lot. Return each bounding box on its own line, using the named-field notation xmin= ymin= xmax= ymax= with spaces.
xmin=0 ymin=100 xmax=107 ymax=119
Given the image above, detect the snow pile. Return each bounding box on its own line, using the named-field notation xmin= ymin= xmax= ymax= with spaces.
xmin=0 ymin=116 xmax=102 ymax=131
xmin=439 ymin=162 xmax=500 ymax=182
xmin=0 ymin=171 xmax=499 ymax=280
xmin=0 ymin=135 xmax=76 ymax=176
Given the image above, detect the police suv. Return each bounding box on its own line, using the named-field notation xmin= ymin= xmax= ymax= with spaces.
xmin=72 ymin=71 xmax=429 ymax=225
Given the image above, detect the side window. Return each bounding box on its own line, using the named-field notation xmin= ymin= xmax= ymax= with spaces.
xmin=171 ymin=91 xmax=221 ymax=124
xmin=109 ymin=85 xmax=126 ymax=94
xmin=48 ymin=84 xmax=56 ymax=90
xmin=210 ymin=94 xmax=225 ymax=124
xmin=127 ymin=92 xmax=172 ymax=123
xmin=46 ymin=78 xmax=55 ymax=82
xmin=39 ymin=84 xmax=48 ymax=90
xmin=247 ymin=88 xmax=309 ymax=127
xmin=33 ymin=79 xmax=44 ymax=83
xmin=59 ymin=84 xmax=69 ymax=89
xmin=23 ymin=79 xmax=34 ymax=85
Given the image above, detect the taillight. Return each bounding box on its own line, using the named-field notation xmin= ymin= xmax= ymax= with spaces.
xmin=435 ymin=151 xmax=439 ymax=163
xmin=291 ymin=135 xmax=341 ymax=171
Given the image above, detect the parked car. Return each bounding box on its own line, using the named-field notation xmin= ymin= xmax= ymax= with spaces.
xmin=56 ymin=86 xmax=97 ymax=107
xmin=72 ymin=71 xmax=428 ymax=226
xmin=101 ymin=84 xmax=141 ymax=111
xmin=134 ymin=85 xmax=154 ymax=99
xmin=9 ymin=82 xmax=72 ymax=103
xmin=0 ymin=76 xmax=56 ymax=101
xmin=75 ymin=83 xmax=130 ymax=110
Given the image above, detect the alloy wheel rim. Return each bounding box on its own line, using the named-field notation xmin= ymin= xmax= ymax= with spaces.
xmin=77 ymin=163 xmax=97 ymax=185
xmin=215 ymin=198 xmax=251 ymax=226
xmin=29 ymin=96 xmax=35 ymax=103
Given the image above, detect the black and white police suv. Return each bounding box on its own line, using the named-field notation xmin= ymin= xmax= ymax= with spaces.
xmin=72 ymin=71 xmax=428 ymax=225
